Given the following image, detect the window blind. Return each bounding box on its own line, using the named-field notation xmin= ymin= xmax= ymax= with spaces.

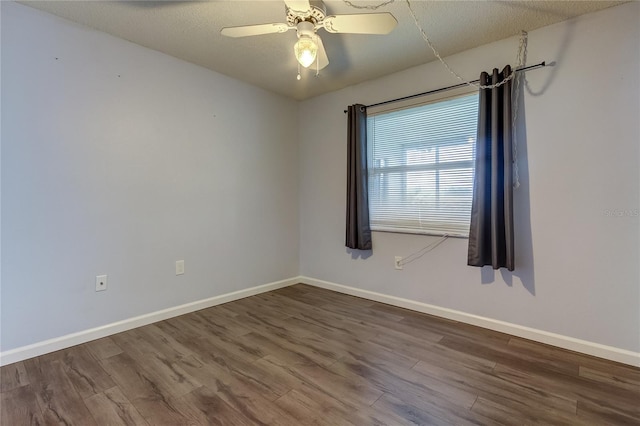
xmin=367 ymin=92 xmax=479 ymax=237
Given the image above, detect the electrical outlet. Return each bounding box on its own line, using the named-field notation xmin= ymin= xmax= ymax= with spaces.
xmin=176 ymin=260 xmax=185 ymax=275
xmin=96 ymin=275 xmax=108 ymax=291
xmin=394 ymin=256 xmax=403 ymax=270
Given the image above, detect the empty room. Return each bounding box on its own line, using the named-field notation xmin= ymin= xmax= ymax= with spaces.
xmin=1 ymin=0 xmax=639 ymax=424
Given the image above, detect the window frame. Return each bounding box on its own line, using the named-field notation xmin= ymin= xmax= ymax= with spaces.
xmin=366 ymin=86 xmax=479 ymax=238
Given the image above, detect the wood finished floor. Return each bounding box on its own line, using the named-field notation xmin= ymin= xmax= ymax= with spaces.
xmin=1 ymin=284 xmax=639 ymax=425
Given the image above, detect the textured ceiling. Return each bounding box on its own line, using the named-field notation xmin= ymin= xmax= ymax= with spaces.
xmin=20 ymin=0 xmax=623 ymax=100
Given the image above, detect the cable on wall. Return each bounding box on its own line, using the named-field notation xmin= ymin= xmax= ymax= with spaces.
xmin=342 ymin=0 xmax=396 ymax=10
xmin=397 ymin=235 xmax=449 ymax=268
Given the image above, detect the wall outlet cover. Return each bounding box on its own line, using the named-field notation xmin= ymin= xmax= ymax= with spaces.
xmin=394 ymin=256 xmax=403 ymax=270
xmin=96 ymin=275 xmax=108 ymax=292
xmin=176 ymin=260 xmax=185 ymax=275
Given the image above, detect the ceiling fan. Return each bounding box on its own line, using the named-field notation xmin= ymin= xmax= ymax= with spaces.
xmin=220 ymin=0 xmax=397 ymax=74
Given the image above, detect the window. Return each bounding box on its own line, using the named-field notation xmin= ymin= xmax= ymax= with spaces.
xmin=367 ymin=90 xmax=478 ymax=237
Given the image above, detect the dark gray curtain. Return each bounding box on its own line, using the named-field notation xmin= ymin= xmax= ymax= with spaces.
xmin=346 ymin=104 xmax=372 ymax=250
xmin=468 ymin=65 xmax=515 ymax=271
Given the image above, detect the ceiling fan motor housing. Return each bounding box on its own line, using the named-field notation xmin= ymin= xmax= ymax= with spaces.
xmin=286 ymin=0 xmax=326 ymax=26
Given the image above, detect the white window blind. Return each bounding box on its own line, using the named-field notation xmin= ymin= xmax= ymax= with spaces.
xmin=367 ymin=92 xmax=479 ymax=237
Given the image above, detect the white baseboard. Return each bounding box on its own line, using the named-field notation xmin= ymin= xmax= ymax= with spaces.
xmin=299 ymin=276 xmax=640 ymax=367
xmin=4 ymin=275 xmax=638 ymax=368
xmin=0 ymin=277 xmax=299 ymax=367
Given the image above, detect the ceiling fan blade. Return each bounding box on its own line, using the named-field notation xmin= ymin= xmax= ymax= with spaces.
xmin=323 ymin=13 xmax=397 ymax=34
xmin=316 ymin=35 xmax=329 ymax=70
xmin=221 ymin=23 xmax=290 ymax=38
xmin=283 ymin=0 xmax=311 ymax=14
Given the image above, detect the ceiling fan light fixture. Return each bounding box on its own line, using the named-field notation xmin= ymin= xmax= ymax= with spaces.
xmin=294 ymin=35 xmax=317 ymax=68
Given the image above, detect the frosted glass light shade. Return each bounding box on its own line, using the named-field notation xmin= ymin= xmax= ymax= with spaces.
xmin=294 ymin=36 xmax=318 ymax=68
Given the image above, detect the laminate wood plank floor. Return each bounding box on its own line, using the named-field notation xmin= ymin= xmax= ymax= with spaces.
xmin=1 ymin=284 xmax=639 ymax=425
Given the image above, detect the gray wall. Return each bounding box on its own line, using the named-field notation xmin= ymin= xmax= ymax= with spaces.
xmin=299 ymin=3 xmax=640 ymax=353
xmin=1 ymin=2 xmax=299 ymax=351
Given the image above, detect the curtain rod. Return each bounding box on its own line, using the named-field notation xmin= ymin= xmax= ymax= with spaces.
xmin=343 ymin=61 xmax=547 ymax=113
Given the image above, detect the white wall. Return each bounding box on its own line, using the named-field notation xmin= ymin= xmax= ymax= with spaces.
xmin=299 ymin=3 xmax=640 ymax=353
xmin=1 ymin=2 xmax=299 ymax=351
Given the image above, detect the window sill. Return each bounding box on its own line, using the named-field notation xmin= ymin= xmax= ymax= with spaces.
xmin=371 ymin=227 xmax=469 ymax=239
